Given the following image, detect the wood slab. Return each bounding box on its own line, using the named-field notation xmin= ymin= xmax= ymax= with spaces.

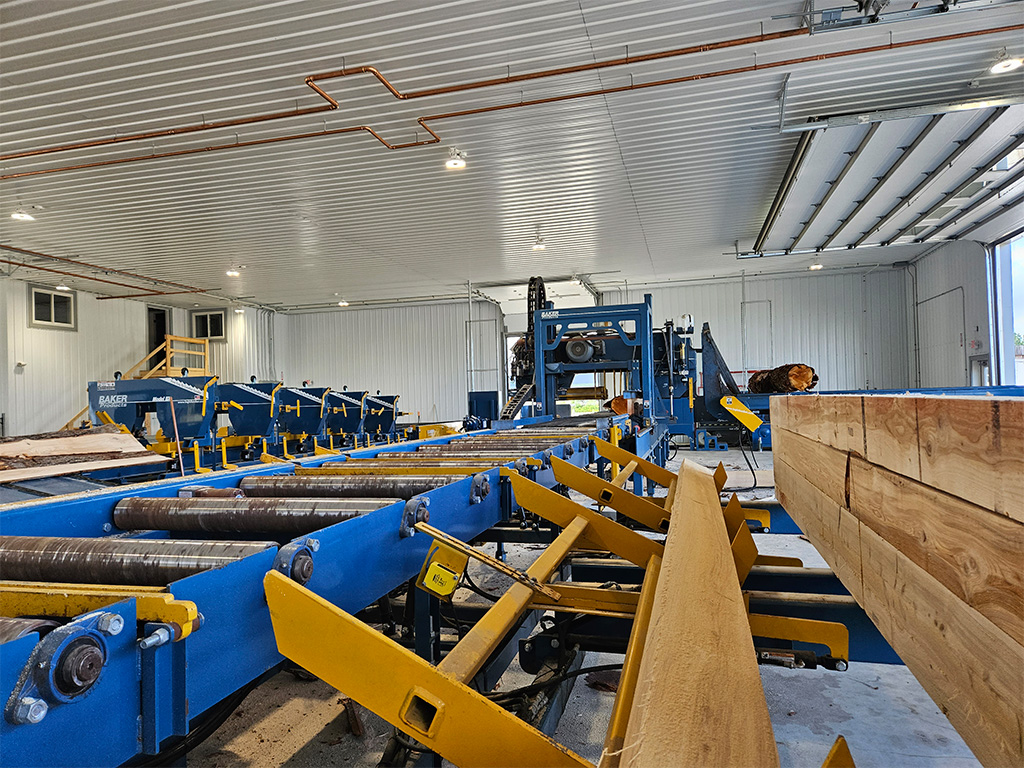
xmin=619 ymin=460 xmax=779 ymax=768
xmin=0 ymin=426 xmax=165 ymax=484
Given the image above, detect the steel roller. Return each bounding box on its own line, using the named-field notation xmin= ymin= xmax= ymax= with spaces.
xmin=0 ymin=617 xmax=61 ymax=644
xmin=239 ymin=475 xmax=452 ymax=499
xmin=113 ymin=498 xmax=394 ymax=534
xmin=0 ymin=537 xmax=277 ymax=586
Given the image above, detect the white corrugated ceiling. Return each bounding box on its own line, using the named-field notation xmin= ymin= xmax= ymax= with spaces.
xmin=0 ymin=0 xmax=1022 ymax=309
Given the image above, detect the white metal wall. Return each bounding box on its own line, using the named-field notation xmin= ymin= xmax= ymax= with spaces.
xmin=609 ymin=268 xmax=911 ymax=391
xmin=0 ymin=278 xmax=149 ymax=435
xmin=910 ymin=241 xmax=990 ymax=387
xmin=280 ymin=300 xmax=504 ymax=423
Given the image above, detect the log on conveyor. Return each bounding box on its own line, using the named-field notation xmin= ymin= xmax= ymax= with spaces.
xmin=747 ymin=363 xmax=818 ymax=394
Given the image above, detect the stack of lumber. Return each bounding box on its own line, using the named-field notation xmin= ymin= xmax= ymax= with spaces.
xmin=0 ymin=425 xmax=166 ymax=484
xmin=772 ymin=394 xmax=1023 ymax=767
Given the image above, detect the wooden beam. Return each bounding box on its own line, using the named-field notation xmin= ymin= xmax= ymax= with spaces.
xmin=773 ymin=394 xmax=1024 ymax=767
xmin=618 ymin=460 xmax=779 ymax=768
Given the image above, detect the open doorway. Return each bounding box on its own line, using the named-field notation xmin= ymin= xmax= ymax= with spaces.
xmin=146 ymin=307 xmax=169 ymax=370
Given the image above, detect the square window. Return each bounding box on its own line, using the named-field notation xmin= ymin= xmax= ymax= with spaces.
xmin=28 ymin=286 xmax=76 ymax=330
xmin=191 ymin=310 xmax=226 ymax=340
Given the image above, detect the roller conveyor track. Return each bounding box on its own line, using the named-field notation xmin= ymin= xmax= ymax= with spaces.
xmin=113 ymin=498 xmax=395 ymax=534
xmin=0 ymin=537 xmax=277 ymax=586
xmin=240 ymin=475 xmax=452 ymax=499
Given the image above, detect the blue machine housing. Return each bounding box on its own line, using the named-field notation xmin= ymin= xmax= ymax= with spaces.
xmin=88 ymin=376 xmax=217 ymax=444
xmin=360 ymin=394 xmax=401 ymax=439
xmin=325 ymin=390 xmax=367 ymax=442
xmin=219 ymin=381 xmax=281 ymax=442
xmin=275 ymin=387 xmax=330 ymax=442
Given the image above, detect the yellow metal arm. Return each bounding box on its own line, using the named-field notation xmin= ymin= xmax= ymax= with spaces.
xmin=550 ymin=457 xmax=669 ymax=532
xmin=264 ymin=571 xmax=589 ymax=768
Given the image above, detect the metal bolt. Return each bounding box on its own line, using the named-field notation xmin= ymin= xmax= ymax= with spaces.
xmin=13 ymin=697 xmax=48 ymax=725
xmin=835 ymin=660 xmax=849 ymax=672
xmin=304 ymin=538 xmax=320 ymax=552
xmin=102 ymin=523 xmax=112 ymax=533
xmin=550 ymin=638 xmax=560 ymax=649
xmin=97 ymin=613 xmax=124 ymax=636
xmin=524 ymin=642 xmax=533 ymax=653
xmin=139 ymin=627 xmax=171 ymax=650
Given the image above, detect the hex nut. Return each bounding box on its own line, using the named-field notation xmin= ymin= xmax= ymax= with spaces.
xmin=97 ymin=613 xmax=124 ymax=636
xmin=13 ymin=697 xmax=48 ymax=725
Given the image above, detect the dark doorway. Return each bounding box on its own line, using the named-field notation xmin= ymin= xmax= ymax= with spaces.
xmin=147 ymin=307 xmax=169 ymax=370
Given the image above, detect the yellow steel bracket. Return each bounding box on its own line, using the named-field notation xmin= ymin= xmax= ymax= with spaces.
xmin=722 ymin=494 xmax=759 ymax=583
xmin=550 ymin=457 xmax=669 ymax=533
xmin=822 ymin=735 xmax=856 ymax=768
xmin=610 ymin=460 xmax=637 ymax=489
xmin=95 ymin=410 xmax=117 ymax=426
xmin=414 ymin=522 xmax=562 ymax=602
xmin=219 ymin=441 xmax=238 ymax=471
xmin=281 ymin=437 xmax=296 ymax=460
xmin=260 ymin=439 xmax=290 ymax=464
xmin=714 ymin=462 xmax=728 ymax=492
xmin=747 ymin=613 xmax=850 ymax=664
xmin=507 ymin=473 xmax=663 ymax=569
xmin=263 ymin=571 xmax=590 ymax=768
xmin=0 ymin=582 xmax=201 ymax=641
xmin=192 ymin=442 xmax=211 ymax=474
xmin=590 ymin=437 xmax=675 ymax=488
xmin=313 ymin=439 xmax=340 ymax=456
xmin=719 ymin=395 xmax=764 ymax=432
xmin=528 ymin=583 xmax=640 ymax=619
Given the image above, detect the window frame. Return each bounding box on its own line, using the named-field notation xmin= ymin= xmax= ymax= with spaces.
xmin=190 ymin=309 xmax=227 ymax=341
xmin=28 ymin=284 xmax=78 ymax=331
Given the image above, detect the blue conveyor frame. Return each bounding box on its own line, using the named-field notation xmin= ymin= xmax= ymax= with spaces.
xmin=0 ymin=416 xmax=626 ymax=767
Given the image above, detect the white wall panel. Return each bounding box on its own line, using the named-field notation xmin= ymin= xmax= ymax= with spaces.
xmin=911 ymin=241 xmax=989 ymax=387
xmin=0 ymin=278 xmax=149 ymax=435
xmin=281 ymin=300 xmax=503 ymax=423
xmin=609 ymin=268 xmax=910 ymax=391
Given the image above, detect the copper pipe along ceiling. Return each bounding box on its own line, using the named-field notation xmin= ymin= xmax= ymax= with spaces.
xmin=0 ymin=244 xmax=205 ymax=292
xmin=0 ymin=244 xmax=208 ymax=296
xmin=2 ymin=24 xmax=1020 ymax=181
xmin=1 ymin=27 xmax=805 ymax=163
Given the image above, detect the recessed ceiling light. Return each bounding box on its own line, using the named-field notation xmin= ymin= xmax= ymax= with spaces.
xmin=809 ymin=262 xmax=824 ymax=271
xmin=337 ymin=299 xmax=350 ymax=307
xmin=55 ymin=283 xmax=71 ymax=291
xmin=445 ymin=147 xmax=467 ymax=170
xmin=11 ymin=209 xmax=35 ymax=221
xmin=991 ymin=56 xmax=1023 ymax=73
xmin=234 ymin=308 xmax=245 ymax=314
xmin=532 ymin=236 xmax=546 ymax=251
xmin=225 ymin=268 xmax=241 ymax=277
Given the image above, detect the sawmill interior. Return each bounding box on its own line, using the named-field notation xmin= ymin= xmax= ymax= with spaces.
xmin=1 ymin=1 xmax=1022 ymax=767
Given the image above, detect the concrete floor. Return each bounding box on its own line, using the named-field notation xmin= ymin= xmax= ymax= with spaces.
xmin=189 ymin=445 xmax=980 ymax=768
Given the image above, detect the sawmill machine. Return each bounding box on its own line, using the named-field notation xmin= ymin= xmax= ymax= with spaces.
xmin=216 ymin=381 xmax=283 ymax=464
xmin=324 ymin=389 xmax=367 ymax=449
xmin=274 ymin=386 xmax=331 ymax=456
xmin=360 ymin=392 xmax=402 ymax=444
xmin=88 ymin=376 xmax=220 ymax=472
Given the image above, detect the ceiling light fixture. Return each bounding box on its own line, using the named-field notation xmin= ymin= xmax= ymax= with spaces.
xmin=55 ymin=283 xmax=71 ymax=291
xmin=570 ymin=274 xmax=583 ymax=285
xmin=990 ymin=55 xmax=1023 ymax=74
xmin=337 ymin=299 xmax=350 ymax=307
xmin=445 ymin=147 xmax=467 ymax=170
xmin=809 ymin=262 xmax=824 ymax=271
xmin=11 ymin=209 xmax=35 ymax=221
xmin=225 ymin=268 xmax=241 ymax=277
xmin=234 ymin=307 xmax=245 ymax=314
xmin=532 ymin=236 xmax=546 ymax=251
